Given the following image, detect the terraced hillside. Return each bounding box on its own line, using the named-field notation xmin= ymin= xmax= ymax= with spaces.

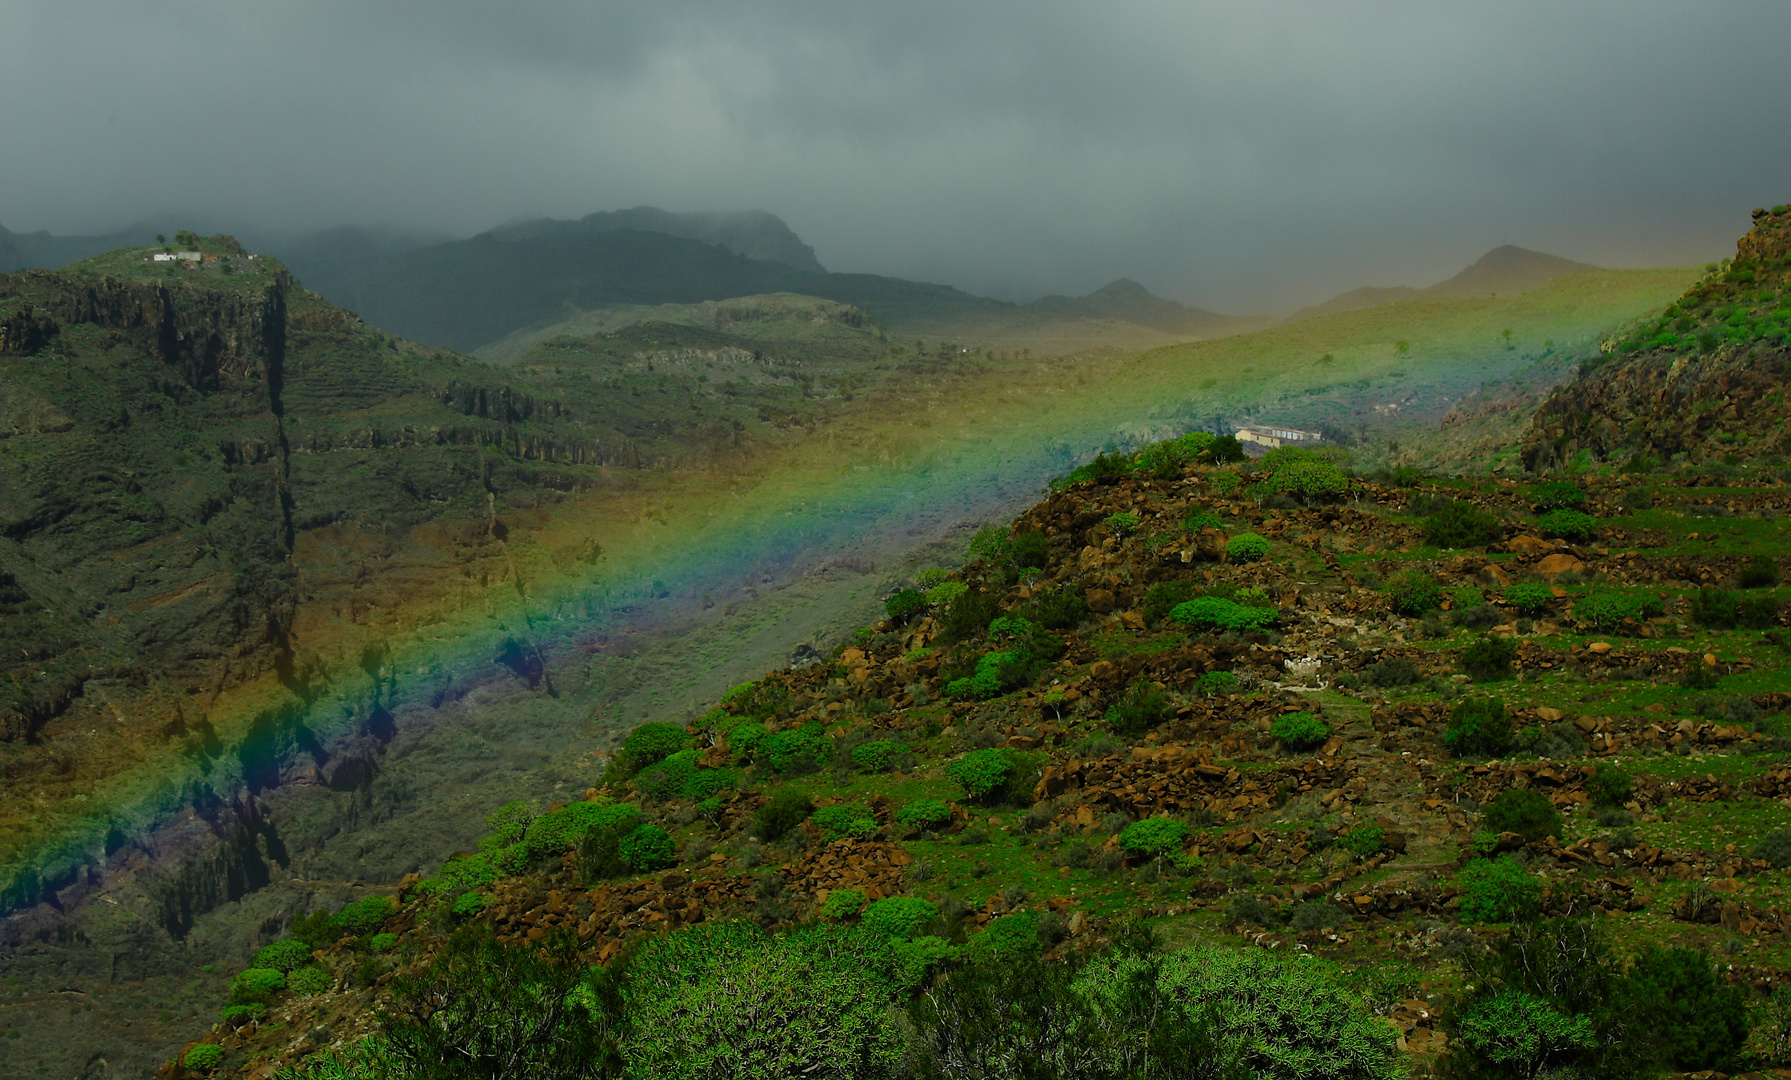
xmin=172 ymin=426 xmax=1791 ymax=1078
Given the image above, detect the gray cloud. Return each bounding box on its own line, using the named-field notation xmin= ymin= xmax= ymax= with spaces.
xmin=2 ymin=1 xmax=1786 ymax=311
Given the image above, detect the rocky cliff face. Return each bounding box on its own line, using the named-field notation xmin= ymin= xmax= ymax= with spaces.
xmin=1523 ymin=206 xmax=1791 ymax=471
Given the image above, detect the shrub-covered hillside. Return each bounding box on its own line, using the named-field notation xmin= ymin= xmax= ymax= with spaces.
xmin=167 ymin=422 xmax=1791 ymax=1079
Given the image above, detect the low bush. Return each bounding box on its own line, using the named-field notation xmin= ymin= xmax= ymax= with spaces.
xmin=1271 ymin=711 xmax=1331 ymax=751
xmin=851 ymin=740 xmax=898 ymax=772
xmin=753 ymin=790 xmax=815 ymax=841
xmin=884 ymin=589 xmax=927 ymax=623
xmin=574 ymin=805 xmax=646 ymax=881
xmin=451 ymin=892 xmax=486 ymax=919
xmin=1167 ymin=596 xmax=1278 ymax=632
xmin=1385 ymin=572 xmax=1444 ymax=616
xmin=1182 ymin=509 xmax=1224 ymax=532
xmin=1536 ymin=509 xmax=1598 ymax=541
xmin=1449 ymin=601 xmax=1502 ymax=630
xmin=1445 ymin=696 xmax=1512 ymax=757
xmin=1740 ymin=554 xmax=1781 ymax=589
xmin=1691 ymin=588 xmax=1780 ymax=629
xmin=1104 ymin=511 xmax=1140 ymax=537
xmin=620 ymin=722 xmax=688 ymax=773
xmin=1289 ymin=902 xmax=1351 ymax=933
xmin=1482 ymin=787 xmax=1563 ymax=843
xmin=369 ymin=932 xmax=399 ymax=951
xmin=1339 ymin=826 xmax=1385 ymax=859
xmin=1461 ymin=635 xmax=1518 ymax=681
xmin=819 ymin=888 xmax=868 ymax=920
xmin=1050 ymin=450 xmax=1134 ymax=490
xmin=253 ymin=939 xmax=313 ymax=974
xmin=330 ymin=896 xmax=395 ymax=937
xmin=619 ymin=825 xmax=676 ymax=872
xmin=1010 ymin=530 xmax=1051 ymax=570
xmin=1754 ymin=829 xmax=1791 ymax=869
xmin=1503 ymin=582 xmax=1555 ymax=615
xmin=1119 ymin=817 xmax=1190 ymax=860
xmin=1622 ymin=945 xmax=1751 ymax=1071
xmin=1225 ymin=532 xmax=1270 ymax=563
xmin=811 ymin=805 xmax=878 ymax=840
xmin=1017 ymin=587 xmax=1087 ymax=630
xmin=1459 ymin=857 xmax=1543 ymax=922
xmin=286 ymin=966 xmax=332 ymax=995
xmin=895 ymin=799 xmax=953 ymax=832
xmin=1141 ymin=580 xmax=1197 ymax=623
xmin=946 ymin=749 xmax=1015 ymax=804
xmin=1267 ymin=460 xmax=1348 ymax=502
xmin=1194 ymin=670 xmax=1239 ymax=695
xmin=861 ymin=897 xmax=937 ymax=940
xmin=946 ymin=648 xmax=1037 ymax=700
xmin=924 ymin=581 xmax=968 ymax=607
xmin=1530 ymin=481 xmax=1588 ymax=511
xmin=1361 ymin=657 xmax=1418 ymax=687
xmin=527 ymin=801 xmax=644 ymax=860
xmin=183 ymin=1045 xmax=225 ymax=1070
xmin=1587 ymin=764 xmax=1632 ymax=808
xmin=1423 ymin=500 xmax=1504 ymax=548
xmin=935 ymin=587 xmax=1001 ymax=643
xmin=1104 ymin=679 xmax=1172 ymax=735
xmin=764 ymin=723 xmax=832 ymax=775
xmin=218 ymin=1004 xmax=264 ymax=1027
xmin=1573 ymin=590 xmax=1664 ymax=630
xmin=230 ymin=967 xmax=287 ymax=1005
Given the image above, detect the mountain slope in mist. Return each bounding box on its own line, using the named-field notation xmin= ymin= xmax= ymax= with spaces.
xmin=1288 ymin=245 xmax=1600 ymax=322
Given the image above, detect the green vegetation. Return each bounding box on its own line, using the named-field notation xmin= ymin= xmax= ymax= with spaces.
xmin=1573 ymin=590 xmax=1664 ymax=630
xmin=1460 ymin=635 xmax=1518 ymax=681
xmin=1118 ymin=817 xmax=1190 ymax=860
xmin=1482 ymin=788 xmax=1563 ymax=843
xmin=1458 ymin=857 xmax=1543 ymax=923
xmin=1536 ymin=508 xmax=1598 ymax=541
xmin=1167 ymin=596 xmax=1277 ymax=632
xmin=182 ymin=1044 xmax=225 ymax=1070
xmin=1271 ymin=711 xmax=1331 ymax=751
xmin=1384 ymin=571 xmax=1444 ymax=615
xmin=1224 ymin=531 xmax=1270 ymax=562
xmin=1422 ymin=500 xmax=1504 ymax=548
xmin=1445 ymin=696 xmax=1512 ymax=757
xmin=1104 ymin=679 xmax=1172 ymax=735
xmin=894 ymin=799 xmax=953 ymax=832
xmin=1502 ymin=582 xmax=1554 ymax=615
xmin=945 ymin=749 xmax=1015 ymax=804
xmin=1530 ymin=481 xmax=1588 ymax=511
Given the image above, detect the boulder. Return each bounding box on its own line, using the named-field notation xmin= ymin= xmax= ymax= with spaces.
xmin=1507 ymin=535 xmax=1557 ymax=557
xmin=1086 ymin=589 xmax=1117 ymax=613
xmin=1535 ymin=553 xmax=1585 ymax=579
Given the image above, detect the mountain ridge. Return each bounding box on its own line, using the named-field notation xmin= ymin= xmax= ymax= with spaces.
xmin=1288 ymin=244 xmax=1601 ymax=323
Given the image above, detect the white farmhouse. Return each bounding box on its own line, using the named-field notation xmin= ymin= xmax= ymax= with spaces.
xmin=1235 ymin=425 xmax=1323 ymax=449
xmin=152 ymin=252 xmax=202 ymax=263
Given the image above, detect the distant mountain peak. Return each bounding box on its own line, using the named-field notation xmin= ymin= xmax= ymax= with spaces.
xmin=1287 ymin=244 xmax=1601 ymax=322
xmin=486 ymin=206 xmax=825 ymax=273
xmin=1030 ymin=278 xmax=1264 ymax=339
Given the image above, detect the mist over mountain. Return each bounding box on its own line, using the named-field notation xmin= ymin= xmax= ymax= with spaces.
xmin=1287 ymin=245 xmax=1601 ymax=322
xmin=1029 ymin=278 xmax=1267 ymax=336
xmin=489 ymin=207 xmax=826 ymax=274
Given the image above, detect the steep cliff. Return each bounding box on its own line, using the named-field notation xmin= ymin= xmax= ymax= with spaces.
xmin=1522 ymin=205 xmax=1791 ymax=471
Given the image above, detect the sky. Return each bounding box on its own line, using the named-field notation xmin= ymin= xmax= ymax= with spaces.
xmin=2 ymin=1 xmax=1787 ymax=313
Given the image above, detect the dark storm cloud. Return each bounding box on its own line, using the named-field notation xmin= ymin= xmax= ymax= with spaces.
xmin=2 ymin=1 xmax=1786 ymax=311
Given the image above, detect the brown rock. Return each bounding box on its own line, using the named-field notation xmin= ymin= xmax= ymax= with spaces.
xmin=1507 ymin=535 xmax=1557 ymax=557
xmin=1118 ymin=610 xmax=1146 ymax=631
xmin=1090 ymin=660 xmax=1118 ymax=680
xmin=1535 ymin=553 xmax=1586 ymax=579
xmin=1587 ymin=641 xmax=1612 ymax=654
xmin=1477 ymin=563 xmax=1513 ymax=587
xmin=1087 ymin=589 xmax=1117 ymax=613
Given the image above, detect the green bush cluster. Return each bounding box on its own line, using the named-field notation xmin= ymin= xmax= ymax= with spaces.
xmin=1182 ymin=509 xmax=1224 ymax=532
xmin=753 ymin=789 xmax=815 ymax=841
xmin=1119 ymin=817 xmax=1190 ymax=860
xmin=1502 ymin=582 xmax=1554 ymax=615
xmin=1167 ymin=596 xmax=1278 ymax=632
xmin=1461 ymin=635 xmax=1519 ymax=681
xmin=851 ymin=739 xmax=898 ymax=772
xmin=1530 ymin=481 xmax=1588 ymax=511
xmin=1422 ymin=500 xmax=1504 ymax=548
xmin=1740 ymin=554 xmax=1781 ymax=588
xmin=1753 ymin=829 xmax=1791 ymax=869
xmin=253 ymin=939 xmax=313 ymax=973
xmin=1587 ymin=764 xmax=1632 ymax=808
xmin=1224 ymin=531 xmax=1270 ymax=562
xmin=1103 ymin=511 xmax=1140 ymax=537
xmin=527 ymin=801 xmax=649 ymax=860
xmin=946 ymin=749 xmax=1016 ymax=804
xmin=1271 ymin=711 xmax=1330 ymax=751
xmin=946 ymin=647 xmax=1037 ymax=700
xmin=617 ymin=825 xmax=677 ymax=872
xmin=819 ymin=888 xmax=868 ymax=920
xmin=286 ymin=966 xmax=332 ymax=995
xmin=1483 ymin=788 xmax=1563 ymax=844
xmin=1690 ymin=588 xmax=1780 ymax=629
xmin=1384 ymin=571 xmax=1444 ymax=615
xmin=1459 ymin=856 xmax=1543 ymax=923
xmin=1266 ymin=460 xmax=1348 ymax=502
xmin=330 ymin=897 xmax=395 ymax=937
xmin=1104 ymin=679 xmax=1172 ymax=734
xmin=182 ymin=1044 xmax=225 ymax=1070
xmin=1010 ymin=530 xmax=1051 ymax=570
xmin=1573 ymin=591 xmax=1664 ymax=629
xmin=1339 ymin=826 xmax=1385 ymax=859
xmin=1445 ymin=696 xmax=1512 ymax=757
xmin=861 ymin=897 xmax=937 ymax=940
xmin=1194 ymin=670 xmax=1240 ymax=695
xmin=1050 ymin=449 xmax=1134 ymax=490
xmin=230 ymin=967 xmax=287 ymax=1005
xmin=570 ymin=804 xmax=646 ymax=881
xmin=811 ymin=805 xmax=878 ymax=840
xmin=1536 ymin=509 xmax=1598 ymax=541
xmin=618 ymin=722 xmax=688 ymax=775
xmin=895 ymin=799 xmax=954 ymax=832
xmin=884 ymin=589 xmax=927 ymax=622
xmin=763 ymin=723 xmax=832 ymax=775
xmin=1140 ymin=580 xmax=1195 ymax=624
xmin=634 ymin=750 xmax=739 ymax=803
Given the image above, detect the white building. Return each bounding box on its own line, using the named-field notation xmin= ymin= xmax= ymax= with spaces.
xmin=1235 ymin=425 xmax=1324 ymax=449
xmin=152 ymin=252 xmax=201 ymax=263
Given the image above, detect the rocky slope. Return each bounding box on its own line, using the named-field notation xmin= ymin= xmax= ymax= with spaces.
xmin=1524 ymin=205 xmax=1791 ymax=471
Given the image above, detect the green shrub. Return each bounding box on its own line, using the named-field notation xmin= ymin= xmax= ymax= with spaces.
xmin=183 ymin=1045 xmax=225 ymax=1070
xmin=935 ymin=587 xmax=1001 ymax=643
xmin=811 ymin=805 xmax=878 ymax=840
xmin=330 ymin=896 xmax=394 ymax=937
xmin=1423 ymin=500 xmax=1504 ymax=548
xmin=1740 ymin=555 xmax=1781 ymax=589
xmin=727 ymin=721 xmax=768 ymax=762
xmin=1182 ymin=509 xmax=1224 ymax=532
xmin=1271 ymin=711 xmax=1331 ymax=751
xmin=1502 ymin=583 xmax=1555 ymax=615
xmin=1050 ymin=449 xmax=1134 ymax=490
xmin=218 ymin=1004 xmax=264 ymax=1027
xmin=1017 ymin=587 xmax=1087 ymax=630
xmin=1104 ymin=679 xmax=1172 ymax=735
xmin=1461 ymin=635 xmax=1518 ymax=681
xmin=621 ymin=722 xmax=688 ymax=772
xmin=1483 ymin=787 xmax=1563 ymax=843
xmin=1691 ymin=588 xmax=1780 ymax=629
xmin=884 ymin=589 xmax=928 ymax=623
xmin=764 ymin=723 xmax=832 ymax=775
xmin=1207 ymin=436 xmax=1246 ymax=463
xmin=571 ymin=804 xmax=646 ymax=881
xmin=483 ymin=800 xmax=535 ymax=845
xmin=861 ymin=897 xmax=937 ymax=941
xmin=945 ymin=647 xmax=1036 ymax=700
xmin=1289 ymin=901 xmax=1352 ymax=933
xmin=230 ymin=967 xmax=287 ymax=1005
xmin=619 ymin=825 xmax=677 ymax=871
xmin=286 ymin=965 xmax=332 ymax=995
xmin=1137 ymin=432 xmax=1214 ymax=478
xmin=1530 ymin=481 xmax=1588 ymax=511
xmin=1385 ymin=572 xmax=1444 ymax=615
xmin=1225 ymin=532 xmax=1270 ymax=563
xmin=819 ymin=888 xmax=868 ymax=920
xmin=1104 ymin=512 xmax=1140 ymax=537
xmin=1445 ymin=696 xmax=1512 ymax=756
xmin=851 ymin=740 xmax=898 ymax=772
xmin=369 ymin=932 xmax=399 ymax=952
xmin=451 ymin=892 xmax=485 ymax=918
xmin=1452 ymin=989 xmax=1596 ymax=1075
xmin=634 ymin=750 xmax=738 ymax=803
xmin=753 ymin=790 xmax=814 ymax=841
xmin=1194 ymin=670 xmax=1239 ymax=695
xmin=253 ymin=939 xmax=313 ymax=973
xmin=1361 ymin=657 xmax=1418 ymax=687
xmin=1587 ymin=764 xmax=1632 ymax=808
xmin=526 ymin=800 xmax=644 ymax=859
xmin=895 ymin=799 xmax=953 ymax=831
xmin=1339 ymin=827 xmax=1385 ymax=859
xmin=967 ymin=524 xmax=1012 ymax=565
xmin=1459 ymin=857 xmax=1543 ymax=922
xmin=924 ymin=580 xmax=968 ymax=606
xmin=1119 ymin=817 xmax=1190 ymax=860
xmin=1168 ymin=596 xmax=1278 ymax=632
xmin=1753 ymin=829 xmax=1791 ymax=869
xmin=1621 ymin=946 xmax=1751 ymax=1070
xmin=1141 ymin=580 xmax=1196 ymax=623
xmin=720 ymin=679 xmax=791 ymax=723
xmin=946 ymin=749 xmax=1015 ymax=804
xmin=1010 ymin=530 xmax=1051 ymax=570
xmin=1267 ymin=460 xmax=1348 ymax=502
xmin=1573 ymin=590 xmax=1664 ymax=630
xmin=1536 ymin=509 xmax=1597 ymax=541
